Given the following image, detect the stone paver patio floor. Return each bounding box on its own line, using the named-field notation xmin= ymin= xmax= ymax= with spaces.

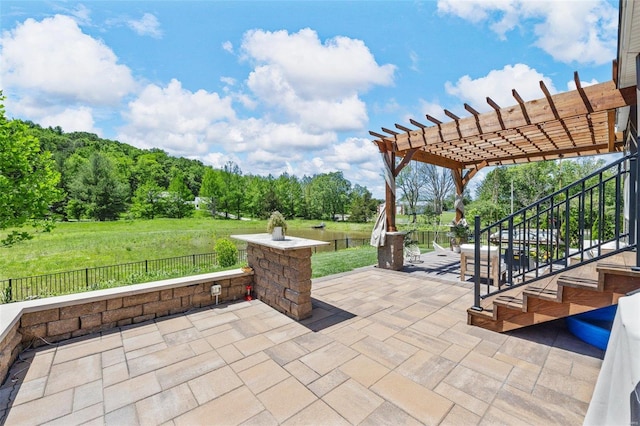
xmin=0 ymin=265 xmax=604 ymax=425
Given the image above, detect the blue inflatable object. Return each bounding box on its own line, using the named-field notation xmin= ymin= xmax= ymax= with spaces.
xmin=565 ymin=305 xmax=617 ymax=350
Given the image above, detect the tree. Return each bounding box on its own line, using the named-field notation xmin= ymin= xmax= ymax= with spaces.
xmin=65 ymin=199 xmax=86 ymax=221
xmin=243 ymin=175 xmax=268 ymax=219
xmin=349 ymin=184 xmax=378 ymax=222
xmin=397 ymin=163 xmax=428 ymax=222
xmin=68 ymin=152 xmax=129 ymax=221
xmin=0 ymin=97 xmax=62 ymax=244
xmin=220 ymin=162 xmax=244 ymax=219
xmin=133 ymin=152 xmax=168 ymax=191
xmin=423 ymin=164 xmax=454 ymax=215
xmin=163 ymin=169 xmax=194 ymax=218
xmin=199 ymin=168 xmax=224 ymax=217
xmin=275 ymin=173 xmax=302 ymax=218
xmin=131 ymin=180 xmax=164 ymax=219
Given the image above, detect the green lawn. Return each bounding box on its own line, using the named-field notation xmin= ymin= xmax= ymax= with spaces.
xmin=0 ymin=218 xmax=374 ymax=279
xmin=312 ymin=246 xmax=378 ymax=278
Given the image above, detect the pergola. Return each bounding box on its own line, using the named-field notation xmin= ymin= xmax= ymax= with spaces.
xmin=369 ymin=67 xmax=637 ymax=232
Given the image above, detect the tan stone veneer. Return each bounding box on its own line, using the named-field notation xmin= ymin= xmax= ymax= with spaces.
xmin=232 ymin=234 xmax=328 ymax=321
xmin=0 ymin=270 xmax=253 ymax=385
xmin=248 ymin=243 xmax=313 ymax=320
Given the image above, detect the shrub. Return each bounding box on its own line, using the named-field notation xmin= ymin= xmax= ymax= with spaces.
xmin=266 ymin=211 xmax=287 ymax=233
xmin=214 ymin=238 xmax=238 ymax=267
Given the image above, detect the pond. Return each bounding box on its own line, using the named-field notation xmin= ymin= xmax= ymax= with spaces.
xmin=230 ymin=226 xmax=373 ymax=252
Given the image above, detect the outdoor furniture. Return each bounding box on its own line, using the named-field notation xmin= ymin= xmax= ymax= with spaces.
xmin=404 ymin=244 xmax=422 ymax=263
xmin=459 ymin=244 xmax=505 ymax=285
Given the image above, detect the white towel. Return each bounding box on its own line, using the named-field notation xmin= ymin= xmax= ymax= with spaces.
xmin=370 ymin=204 xmax=387 ymax=247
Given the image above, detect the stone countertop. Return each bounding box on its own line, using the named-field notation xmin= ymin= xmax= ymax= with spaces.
xmin=231 ymin=234 xmax=329 ymax=251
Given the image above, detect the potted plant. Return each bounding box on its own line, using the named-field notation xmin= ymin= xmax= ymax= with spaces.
xmin=447 ymin=218 xmax=469 ymax=252
xmin=267 ymin=211 xmax=287 ymax=241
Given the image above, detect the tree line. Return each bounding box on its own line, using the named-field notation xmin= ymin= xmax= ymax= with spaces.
xmin=19 ymin=121 xmax=380 ymax=224
xmin=3 ymin=92 xmax=614 ymax=246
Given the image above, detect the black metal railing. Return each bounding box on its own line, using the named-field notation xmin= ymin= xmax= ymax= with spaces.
xmin=404 ymin=229 xmax=451 ymax=247
xmin=0 ymin=237 xmax=382 ymax=303
xmin=310 ymin=237 xmax=370 ymax=253
xmin=471 ymin=153 xmax=638 ymax=310
xmin=0 ymin=251 xmax=247 ymax=303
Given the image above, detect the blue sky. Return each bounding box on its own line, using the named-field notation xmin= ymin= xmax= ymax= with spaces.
xmin=0 ymin=1 xmax=618 ymax=198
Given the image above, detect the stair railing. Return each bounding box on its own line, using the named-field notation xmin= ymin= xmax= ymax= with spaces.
xmin=471 ymin=154 xmax=637 ymax=311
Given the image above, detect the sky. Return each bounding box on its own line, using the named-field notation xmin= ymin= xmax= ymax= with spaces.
xmin=0 ymin=0 xmax=619 ymax=198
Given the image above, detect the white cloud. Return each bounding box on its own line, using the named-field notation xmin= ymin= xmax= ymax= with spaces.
xmin=202 ymin=152 xmax=238 ymax=169
xmin=416 ymin=99 xmax=447 ymax=123
xmin=245 ymin=66 xmax=368 ymax=132
xmin=118 ymin=79 xmax=235 ymax=156
xmin=220 ymin=76 xmax=236 ymax=86
xmin=567 ymin=78 xmax=599 ymax=91
xmin=0 ymin=15 xmax=136 ymax=106
xmin=242 ymin=28 xmax=395 ymax=99
xmin=444 ymin=64 xmax=555 ymax=112
xmin=39 ymin=106 xmax=98 ymax=134
xmin=240 ymin=28 xmax=395 ymax=133
xmin=57 ymin=4 xmax=92 ymax=26
xmin=437 ymin=0 xmax=617 ymax=65
xmin=297 ymin=137 xmax=383 ymax=195
xmin=219 ymin=118 xmax=336 ymax=153
xmin=127 ymin=13 xmax=162 ymax=38
xmin=6 ymin=92 xmax=101 ymax=134
xmin=324 ymin=137 xmax=379 ymax=166
xmin=409 ymin=50 xmax=420 ymax=72
xmin=222 ymin=40 xmax=233 ymax=53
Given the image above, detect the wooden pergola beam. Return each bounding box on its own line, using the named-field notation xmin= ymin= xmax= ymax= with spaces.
xmin=391 ymin=82 xmax=636 ymax=151
xmin=369 ymin=72 xmax=636 ymax=253
xmin=463 ymin=141 xmax=625 ymax=167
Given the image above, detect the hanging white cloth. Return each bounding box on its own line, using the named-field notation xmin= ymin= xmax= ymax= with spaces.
xmin=584 ymin=291 xmax=640 ymax=425
xmin=370 ymin=203 xmax=387 ymax=247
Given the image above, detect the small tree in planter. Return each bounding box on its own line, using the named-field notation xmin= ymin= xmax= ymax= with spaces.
xmin=267 ymin=211 xmax=287 ymax=241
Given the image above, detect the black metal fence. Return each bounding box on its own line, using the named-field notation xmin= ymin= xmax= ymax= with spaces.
xmin=404 ymin=229 xmax=451 ymax=247
xmin=0 ymin=236 xmax=401 ymax=303
xmin=1 ymin=251 xmax=248 ymax=303
xmin=311 ymin=237 xmax=369 ymax=252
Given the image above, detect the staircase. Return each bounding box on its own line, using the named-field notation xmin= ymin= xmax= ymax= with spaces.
xmin=468 ymin=250 xmax=640 ymax=332
xmin=466 ymin=153 xmax=640 ymax=332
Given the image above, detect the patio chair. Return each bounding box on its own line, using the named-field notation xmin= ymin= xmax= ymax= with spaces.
xmin=459 ymin=244 xmax=505 ymax=285
xmin=404 ymin=244 xmax=422 ymax=263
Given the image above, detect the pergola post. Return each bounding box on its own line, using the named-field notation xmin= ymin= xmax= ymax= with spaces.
xmin=384 ymin=151 xmax=397 ymax=232
xmin=377 ymin=149 xmax=403 ymax=270
xmin=452 ymin=169 xmax=465 ymax=222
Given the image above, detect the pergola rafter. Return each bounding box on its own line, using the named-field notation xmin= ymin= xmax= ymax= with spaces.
xmin=370 ymin=69 xmax=637 ymax=231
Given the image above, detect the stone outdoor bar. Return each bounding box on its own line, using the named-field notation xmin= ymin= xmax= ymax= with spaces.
xmin=232 ymin=234 xmax=328 ymax=320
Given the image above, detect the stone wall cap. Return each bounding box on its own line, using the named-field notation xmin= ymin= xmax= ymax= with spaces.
xmin=0 ymin=268 xmax=251 ymax=343
xmin=232 ymin=234 xmax=329 ymax=250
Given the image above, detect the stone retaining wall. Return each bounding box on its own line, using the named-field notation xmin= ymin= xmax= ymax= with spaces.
xmin=0 ymin=270 xmax=252 ymax=385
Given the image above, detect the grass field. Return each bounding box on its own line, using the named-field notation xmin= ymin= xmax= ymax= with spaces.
xmin=0 ymin=218 xmax=376 ymax=279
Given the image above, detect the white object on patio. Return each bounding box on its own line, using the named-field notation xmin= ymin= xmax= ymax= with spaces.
xmin=459 ymin=244 xmax=505 ymax=284
xmin=584 ymin=291 xmax=640 ymax=426
xmin=433 ymin=241 xmax=448 ymax=255
xmin=404 ymin=245 xmax=422 ymax=263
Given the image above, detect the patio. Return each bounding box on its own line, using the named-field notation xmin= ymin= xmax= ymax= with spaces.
xmin=0 ymin=253 xmax=603 ymax=425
